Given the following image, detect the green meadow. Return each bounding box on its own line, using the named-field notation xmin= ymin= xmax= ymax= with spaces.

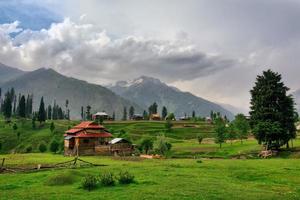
xmin=1 ymin=119 xmax=300 ymax=199
xmin=1 ymin=154 xmax=300 ymax=200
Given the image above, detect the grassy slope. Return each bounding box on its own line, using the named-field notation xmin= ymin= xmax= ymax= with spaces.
xmin=0 ymin=154 xmax=300 ymax=200
xmin=1 ymin=118 xmax=299 ymax=158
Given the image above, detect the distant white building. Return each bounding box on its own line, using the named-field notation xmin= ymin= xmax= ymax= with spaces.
xmin=93 ymin=112 xmax=109 ymax=120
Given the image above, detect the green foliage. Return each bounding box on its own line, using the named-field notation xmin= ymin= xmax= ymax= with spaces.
xmin=118 ymin=171 xmax=135 ymax=184
xmin=99 ymin=172 xmax=115 ymax=186
xmin=148 ymin=102 xmax=158 ymax=115
xmin=250 ymin=70 xmax=296 ymax=149
xmin=162 ymin=106 xmax=168 ymax=119
xmin=233 ymin=114 xmax=249 ymax=144
xmin=50 ymin=122 xmax=55 ymax=133
xmin=166 ymin=113 xmax=175 ymax=121
xmin=155 ymin=135 xmax=172 ymax=156
xmin=214 ymin=118 xmax=226 ymax=148
xmin=165 ymin=120 xmax=173 ymax=132
xmin=32 ymin=116 xmax=36 ymax=129
xmin=38 ymin=97 xmax=46 ymax=123
xmin=25 ymin=145 xmax=32 ymax=153
xmin=46 ymin=173 xmax=76 ymax=186
xmin=50 ymin=140 xmax=59 ymax=153
xmin=226 ymin=123 xmax=237 ymax=145
xmin=82 ymin=175 xmax=98 ymax=191
xmin=39 ymin=143 xmax=47 ymax=153
xmin=129 ymin=106 xmax=134 ymax=120
xmin=197 ymin=134 xmax=204 ymax=144
xmin=18 ymin=95 xmax=26 ymax=118
xmin=12 ymin=123 xmax=18 ymax=131
xmin=140 ymin=138 xmax=154 ymax=154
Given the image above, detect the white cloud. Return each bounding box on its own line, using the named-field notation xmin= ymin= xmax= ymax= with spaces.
xmin=0 ymin=18 xmax=235 ymax=84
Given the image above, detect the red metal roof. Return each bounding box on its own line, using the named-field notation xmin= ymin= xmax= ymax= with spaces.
xmin=65 ymin=128 xmax=83 ymax=134
xmin=74 ymin=121 xmax=104 ymax=129
xmin=75 ymin=132 xmax=112 ymax=138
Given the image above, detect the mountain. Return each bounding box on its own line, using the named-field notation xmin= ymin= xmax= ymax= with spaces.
xmin=219 ymin=103 xmax=249 ymax=116
xmin=0 ymin=62 xmax=25 ymax=83
xmin=108 ymin=76 xmax=234 ymax=119
xmin=0 ymin=68 xmax=142 ymax=119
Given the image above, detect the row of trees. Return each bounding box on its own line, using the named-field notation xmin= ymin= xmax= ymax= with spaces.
xmin=213 ymin=114 xmax=250 ymax=148
xmin=0 ymin=88 xmax=71 ymax=124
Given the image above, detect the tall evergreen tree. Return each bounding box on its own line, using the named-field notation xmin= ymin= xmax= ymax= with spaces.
xmin=192 ymin=110 xmax=196 ymax=118
xmin=65 ymin=99 xmax=70 ymax=120
xmin=250 ymin=70 xmax=297 ymax=149
xmin=81 ymin=106 xmax=84 ymax=120
xmin=143 ymin=110 xmax=148 ymax=120
xmin=129 ymin=106 xmax=134 ymax=120
xmin=86 ymin=105 xmax=91 ymax=120
xmin=38 ymin=97 xmax=46 ymax=124
xmin=47 ymin=105 xmax=52 ymax=120
xmin=162 ymin=106 xmax=168 ymax=119
xmin=3 ymin=91 xmax=12 ymax=121
xmin=18 ymin=95 xmax=26 ymax=118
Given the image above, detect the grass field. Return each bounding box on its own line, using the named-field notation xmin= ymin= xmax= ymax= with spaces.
xmin=1 ymin=154 xmax=300 ymax=200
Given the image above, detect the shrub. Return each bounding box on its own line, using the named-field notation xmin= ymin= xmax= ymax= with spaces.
xmin=197 ymin=134 xmax=204 ymax=144
xmin=118 ymin=171 xmax=134 ymax=184
xmin=99 ymin=172 xmax=115 ymax=186
xmin=82 ymin=175 xmax=98 ymax=191
xmin=39 ymin=143 xmax=47 ymax=152
xmin=50 ymin=140 xmax=59 ymax=153
xmin=25 ymin=145 xmax=32 ymax=153
xmin=46 ymin=173 xmax=76 ymax=186
xmin=196 ymin=160 xmax=203 ymax=164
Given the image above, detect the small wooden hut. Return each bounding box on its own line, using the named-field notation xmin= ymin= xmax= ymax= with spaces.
xmin=64 ymin=121 xmax=112 ymax=156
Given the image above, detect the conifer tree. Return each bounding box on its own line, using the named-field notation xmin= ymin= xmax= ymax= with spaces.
xmin=162 ymin=106 xmax=168 ymax=119
xmin=18 ymin=95 xmax=26 ymax=118
xmin=250 ymin=70 xmax=297 ymax=149
xmin=122 ymin=107 xmax=127 ymax=121
xmin=129 ymin=106 xmax=134 ymax=120
xmin=38 ymin=97 xmax=46 ymax=124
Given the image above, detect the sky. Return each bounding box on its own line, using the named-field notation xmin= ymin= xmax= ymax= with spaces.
xmin=0 ymin=0 xmax=300 ymax=112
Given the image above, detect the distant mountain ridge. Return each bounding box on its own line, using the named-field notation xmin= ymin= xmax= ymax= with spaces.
xmin=108 ymin=76 xmax=234 ymax=119
xmin=0 ymin=67 xmax=142 ymax=119
xmin=0 ymin=63 xmax=25 ymax=83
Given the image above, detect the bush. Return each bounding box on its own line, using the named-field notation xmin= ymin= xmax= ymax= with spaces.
xmin=81 ymin=175 xmax=98 ymax=191
xmin=99 ymin=172 xmax=115 ymax=186
xmin=46 ymin=173 xmax=76 ymax=186
xmin=118 ymin=171 xmax=135 ymax=184
xmin=25 ymin=145 xmax=33 ymax=153
xmin=50 ymin=140 xmax=59 ymax=153
xmin=39 ymin=143 xmax=47 ymax=152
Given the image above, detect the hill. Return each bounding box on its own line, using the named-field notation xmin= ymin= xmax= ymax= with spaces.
xmin=0 ymin=68 xmax=142 ymax=119
xmin=0 ymin=62 xmax=25 ymax=84
xmin=108 ymin=76 xmax=234 ymax=119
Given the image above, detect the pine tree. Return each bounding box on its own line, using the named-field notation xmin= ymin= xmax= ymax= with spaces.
xmin=162 ymin=106 xmax=168 ymax=119
xmin=81 ymin=106 xmax=84 ymax=120
xmin=18 ymin=95 xmax=26 ymax=118
xmin=112 ymin=111 xmax=115 ymax=121
xmin=65 ymin=99 xmax=70 ymax=120
xmin=47 ymin=105 xmax=52 ymax=120
xmin=86 ymin=105 xmax=91 ymax=120
xmin=250 ymin=70 xmax=297 ymax=150
xmin=143 ymin=110 xmax=148 ymax=120
xmin=129 ymin=106 xmax=134 ymax=120
xmin=192 ymin=110 xmax=196 ymax=118
xmin=3 ymin=91 xmax=12 ymax=121
xmin=38 ymin=97 xmax=46 ymax=124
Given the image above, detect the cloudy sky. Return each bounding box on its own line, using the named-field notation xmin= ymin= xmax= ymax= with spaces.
xmin=0 ymin=0 xmax=300 ymax=112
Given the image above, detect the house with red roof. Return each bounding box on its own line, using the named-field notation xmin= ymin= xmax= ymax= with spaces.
xmin=64 ymin=121 xmax=113 ymax=156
